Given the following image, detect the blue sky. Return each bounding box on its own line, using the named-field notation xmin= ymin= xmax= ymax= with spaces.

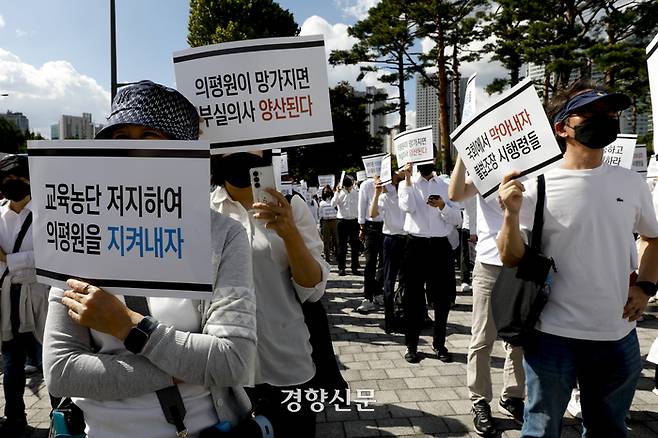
xmin=0 ymin=0 xmax=501 ymax=136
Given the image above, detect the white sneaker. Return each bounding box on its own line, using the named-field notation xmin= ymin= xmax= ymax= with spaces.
xmin=649 ymin=294 xmax=658 ymax=304
xmin=356 ymin=299 xmax=377 ymax=314
xmin=652 ymin=387 xmax=658 ymax=397
xmin=567 ymin=389 xmax=582 ymax=419
xmin=461 ymin=283 xmax=472 ymax=293
xmin=373 ymin=295 xmax=385 ymax=307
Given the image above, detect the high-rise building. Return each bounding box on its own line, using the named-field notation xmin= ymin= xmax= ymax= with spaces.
xmin=355 ymin=86 xmax=388 ymax=151
xmin=51 ymin=123 xmax=60 ymax=140
xmin=60 ymin=113 xmax=94 ymax=139
xmin=415 ymin=75 xmax=468 ymax=159
xmin=0 ymin=111 xmax=29 ymax=133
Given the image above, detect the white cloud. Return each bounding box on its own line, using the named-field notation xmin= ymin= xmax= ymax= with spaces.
xmin=335 ymin=0 xmax=382 ymax=20
xmin=0 ymin=48 xmax=110 ymax=137
xmin=0 ymin=16 xmax=5 ymax=29
xmin=301 ymin=15 xmax=399 ymax=97
xmin=15 ymin=29 xmax=28 ymax=38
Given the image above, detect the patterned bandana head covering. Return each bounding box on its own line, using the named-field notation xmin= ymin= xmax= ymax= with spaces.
xmin=95 ymin=80 xmax=199 ymax=140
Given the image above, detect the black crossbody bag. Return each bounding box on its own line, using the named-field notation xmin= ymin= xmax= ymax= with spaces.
xmin=491 ymin=175 xmax=557 ymax=347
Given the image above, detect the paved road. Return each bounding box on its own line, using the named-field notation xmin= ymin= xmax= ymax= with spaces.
xmin=3 ymin=263 xmax=658 ymax=437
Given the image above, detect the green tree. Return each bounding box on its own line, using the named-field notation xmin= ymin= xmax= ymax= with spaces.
xmin=187 ymin=0 xmax=299 ymax=46
xmin=410 ymin=0 xmax=488 ymax=173
xmin=287 ymin=82 xmax=382 ymax=182
xmin=329 ymin=0 xmax=420 ymax=132
xmin=0 ymin=118 xmax=23 ymax=153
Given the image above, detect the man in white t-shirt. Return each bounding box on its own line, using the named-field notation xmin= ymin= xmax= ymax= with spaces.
xmin=498 ymin=82 xmax=658 ymax=438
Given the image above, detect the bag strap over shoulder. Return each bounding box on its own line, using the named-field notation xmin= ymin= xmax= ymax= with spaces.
xmin=0 ymin=211 xmax=33 ymax=286
xmin=530 ymin=175 xmax=545 ymax=252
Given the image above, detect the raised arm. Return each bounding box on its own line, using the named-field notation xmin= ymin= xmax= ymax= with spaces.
xmin=448 ymin=155 xmax=478 ymax=202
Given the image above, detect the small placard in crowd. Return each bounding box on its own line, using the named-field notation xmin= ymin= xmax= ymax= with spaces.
xmin=602 ymin=134 xmax=637 ymax=169
xmin=362 ymin=153 xmax=386 ymax=178
xmin=394 ymin=126 xmax=434 ymax=168
xmin=379 ymin=154 xmax=392 ymax=185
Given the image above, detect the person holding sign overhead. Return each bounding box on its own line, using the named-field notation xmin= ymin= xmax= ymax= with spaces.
xmin=398 ymin=162 xmax=461 ymax=364
xmin=210 ymin=150 xmax=330 ymax=438
xmin=497 ymin=81 xmax=658 ymax=438
xmin=43 ymin=81 xmax=258 ymax=438
xmin=331 ymin=175 xmax=361 ymax=277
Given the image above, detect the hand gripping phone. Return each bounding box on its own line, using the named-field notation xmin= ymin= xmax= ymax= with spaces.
xmin=250 ymin=166 xmax=277 ymax=205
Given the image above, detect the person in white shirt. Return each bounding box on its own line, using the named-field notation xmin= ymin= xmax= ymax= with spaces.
xmin=319 ymin=186 xmax=338 ymax=263
xmin=498 ymin=82 xmax=658 ymax=437
xmin=211 ymin=149 xmax=330 ymax=438
xmin=449 ymin=155 xmax=526 ymax=434
xmin=0 ymin=155 xmax=51 ymax=436
xmin=459 ymin=197 xmax=477 ymax=292
xmin=370 ymin=171 xmax=407 ymax=334
xmin=331 ymin=175 xmax=361 ymax=276
xmin=356 ymin=177 xmax=385 ymax=313
xmin=398 ymin=162 xmax=462 ymax=364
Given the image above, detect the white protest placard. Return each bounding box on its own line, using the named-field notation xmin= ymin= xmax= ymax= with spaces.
xmin=362 ymin=153 xmax=386 ymax=178
xmin=394 ymin=126 xmax=434 ymax=168
xmin=307 ymin=187 xmax=318 ymax=198
xmin=356 ymin=170 xmax=367 ymax=182
xmin=280 ymin=152 xmax=289 ymax=175
xmin=462 ymin=73 xmax=477 ymax=122
xmin=647 ymin=155 xmax=658 ymax=178
xmin=380 ymin=154 xmax=392 ymax=184
xmin=318 ymin=174 xmax=335 ymax=188
xmin=450 ymin=78 xmax=563 ymax=198
xmin=647 ymin=34 xmax=658 ymax=147
xmin=28 ymin=140 xmax=213 ymax=299
xmin=602 ymin=134 xmax=637 ymax=169
xmin=339 ymin=170 xmax=346 ymax=188
xmin=632 ymin=145 xmax=647 ymax=174
xmin=174 ymin=35 xmax=334 ymax=154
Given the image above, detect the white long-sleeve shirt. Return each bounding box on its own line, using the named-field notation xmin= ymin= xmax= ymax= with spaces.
xmin=358 ymin=178 xmax=383 ymax=224
xmin=331 ymin=187 xmax=359 ymax=220
xmin=376 ymin=184 xmax=406 ymax=236
xmin=398 ymin=173 xmax=462 ymax=238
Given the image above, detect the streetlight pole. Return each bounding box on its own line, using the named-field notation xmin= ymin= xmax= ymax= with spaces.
xmin=110 ymin=0 xmax=117 ymax=101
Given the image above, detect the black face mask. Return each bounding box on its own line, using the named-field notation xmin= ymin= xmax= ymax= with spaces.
xmin=322 ymin=192 xmax=333 ymax=201
xmin=418 ymin=164 xmax=434 ymax=177
xmin=1 ymin=180 xmax=30 ymax=202
xmin=214 ymin=153 xmax=268 ymax=188
xmin=571 ymin=116 xmax=620 ymax=149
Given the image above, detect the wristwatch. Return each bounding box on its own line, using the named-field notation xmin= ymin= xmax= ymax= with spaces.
xmin=124 ymin=316 xmax=158 ymax=354
xmin=634 ymin=281 xmax=658 ymax=298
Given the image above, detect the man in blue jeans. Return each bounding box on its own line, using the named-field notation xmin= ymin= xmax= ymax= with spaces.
xmin=497 ymin=80 xmax=658 ymax=437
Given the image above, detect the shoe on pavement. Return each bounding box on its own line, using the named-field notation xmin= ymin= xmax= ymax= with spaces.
xmin=567 ymin=390 xmax=582 ymax=419
xmin=652 ymin=387 xmax=658 ymax=396
xmin=499 ymin=397 xmax=524 ymax=424
xmin=433 ymin=347 xmax=453 ymax=363
xmin=373 ymin=295 xmax=385 ymax=307
xmin=472 ymin=401 xmax=496 ymax=436
xmin=404 ymin=348 xmax=419 ymax=363
xmin=356 ymin=299 xmax=377 ymax=314
xmin=461 ymin=282 xmax=472 ymax=293
xmin=24 ymin=364 xmax=41 ymax=375
xmin=338 ymin=269 xmax=346 ymax=276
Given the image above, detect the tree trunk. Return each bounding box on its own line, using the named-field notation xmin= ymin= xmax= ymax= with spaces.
xmin=510 ymin=65 xmax=520 ymax=87
xmin=437 ymin=17 xmax=452 ymax=174
xmin=631 ymin=97 xmax=638 ymax=134
xmin=543 ymin=68 xmax=551 ymax=107
xmin=452 ymin=45 xmax=462 ymax=129
xmin=398 ymin=48 xmax=407 ymax=133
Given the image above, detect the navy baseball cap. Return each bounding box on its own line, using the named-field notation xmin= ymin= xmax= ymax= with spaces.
xmin=553 ymin=89 xmax=631 ymax=124
xmin=95 ymin=80 xmax=200 ymax=140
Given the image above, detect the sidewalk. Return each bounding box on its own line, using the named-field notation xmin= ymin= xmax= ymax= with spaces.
xmin=3 ymin=263 xmax=658 ymax=437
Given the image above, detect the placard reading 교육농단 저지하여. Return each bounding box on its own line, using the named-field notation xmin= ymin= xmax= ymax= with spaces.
xmin=27 ymin=140 xmax=214 ymax=299
xmin=173 ymin=35 xmax=334 ymax=155
xmin=450 ymin=78 xmax=563 ymax=199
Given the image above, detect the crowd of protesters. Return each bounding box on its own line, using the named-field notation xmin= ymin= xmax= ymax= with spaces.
xmin=0 ymin=78 xmax=657 ymax=438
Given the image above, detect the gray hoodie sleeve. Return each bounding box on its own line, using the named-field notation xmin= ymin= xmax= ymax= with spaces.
xmin=43 ymin=212 xmax=257 ymax=400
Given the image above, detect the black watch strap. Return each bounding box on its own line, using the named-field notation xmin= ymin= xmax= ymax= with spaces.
xmin=635 ymin=281 xmax=657 ymax=297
